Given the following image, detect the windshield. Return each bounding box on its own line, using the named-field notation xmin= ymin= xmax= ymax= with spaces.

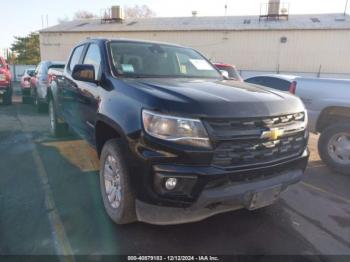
xmin=26 ymin=69 xmax=35 ymax=76
xmin=109 ymin=41 xmax=221 ymax=79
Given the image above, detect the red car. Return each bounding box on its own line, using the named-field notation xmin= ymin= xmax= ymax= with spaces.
xmin=0 ymin=56 xmax=12 ymax=105
xmin=213 ymin=62 xmax=243 ymax=82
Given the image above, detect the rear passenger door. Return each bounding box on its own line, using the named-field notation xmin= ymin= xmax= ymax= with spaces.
xmin=58 ymin=44 xmax=86 ymax=134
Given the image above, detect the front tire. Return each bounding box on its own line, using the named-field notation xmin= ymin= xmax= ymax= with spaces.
xmin=318 ymin=123 xmax=350 ymax=175
xmin=49 ymin=99 xmax=68 ymax=137
xmin=100 ymin=139 xmax=136 ymax=224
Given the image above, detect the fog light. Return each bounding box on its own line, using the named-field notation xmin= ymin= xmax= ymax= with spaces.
xmin=165 ymin=178 xmax=178 ymax=191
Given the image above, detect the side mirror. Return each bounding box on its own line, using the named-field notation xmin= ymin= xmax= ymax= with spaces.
xmin=72 ymin=64 xmax=96 ymax=83
xmin=220 ymin=70 xmax=229 ymax=79
xmin=7 ymin=65 xmax=10 ymax=70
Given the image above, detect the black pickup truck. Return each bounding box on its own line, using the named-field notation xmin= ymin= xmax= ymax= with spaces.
xmin=48 ymin=38 xmax=309 ymax=225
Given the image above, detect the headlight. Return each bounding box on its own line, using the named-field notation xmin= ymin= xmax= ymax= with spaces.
xmin=304 ymin=110 xmax=308 ymax=127
xmin=142 ymin=110 xmax=211 ymax=148
xmin=297 ymin=111 xmax=308 ymax=129
xmin=0 ymin=74 xmax=6 ymax=81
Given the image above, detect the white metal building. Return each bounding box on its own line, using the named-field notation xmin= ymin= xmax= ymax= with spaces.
xmin=39 ymin=13 xmax=350 ymax=78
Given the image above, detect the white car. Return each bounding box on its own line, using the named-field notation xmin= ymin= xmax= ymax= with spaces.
xmin=246 ymin=74 xmax=350 ymax=175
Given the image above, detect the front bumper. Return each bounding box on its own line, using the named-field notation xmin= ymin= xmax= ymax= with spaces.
xmin=0 ymin=86 xmax=10 ymax=97
xmin=0 ymin=80 xmax=10 ymax=88
xmin=135 ymin=149 xmax=309 ymax=225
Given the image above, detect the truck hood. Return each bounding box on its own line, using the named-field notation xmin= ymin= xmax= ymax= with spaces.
xmin=122 ymin=78 xmax=305 ymax=118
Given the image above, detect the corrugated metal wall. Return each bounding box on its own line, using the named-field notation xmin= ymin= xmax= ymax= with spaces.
xmin=40 ymin=29 xmax=350 ymax=74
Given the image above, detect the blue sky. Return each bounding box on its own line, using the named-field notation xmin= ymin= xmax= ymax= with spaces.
xmin=0 ymin=0 xmax=349 ymax=54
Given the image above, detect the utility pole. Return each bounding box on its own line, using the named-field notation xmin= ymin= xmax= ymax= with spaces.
xmin=225 ymin=1 xmax=228 ymax=16
xmin=345 ymin=0 xmax=349 ymax=16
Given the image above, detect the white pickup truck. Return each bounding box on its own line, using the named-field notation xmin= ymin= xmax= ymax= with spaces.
xmin=245 ymin=75 xmax=350 ymax=175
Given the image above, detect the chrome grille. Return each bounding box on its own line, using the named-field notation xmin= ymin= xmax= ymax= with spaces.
xmin=205 ymin=113 xmax=307 ymax=168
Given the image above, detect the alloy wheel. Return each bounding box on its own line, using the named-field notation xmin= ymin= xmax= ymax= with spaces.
xmin=327 ymin=132 xmax=350 ymax=165
xmin=103 ymin=155 xmax=122 ymax=209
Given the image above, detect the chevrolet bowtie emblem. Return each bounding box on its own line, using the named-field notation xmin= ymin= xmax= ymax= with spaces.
xmin=261 ymin=128 xmax=284 ymax=140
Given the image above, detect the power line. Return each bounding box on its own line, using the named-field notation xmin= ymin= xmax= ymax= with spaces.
xmin=345 ymin=0 xmax=349 ymax=16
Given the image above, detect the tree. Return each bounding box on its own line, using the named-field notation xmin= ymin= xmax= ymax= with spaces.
xmin=124 ymin=5 xmax=156 ymax=19
xmin=73 ymin=10 xmax=97 ymax=20
xmin=57 ymin=16 xmax=70 ymax=24
xmin=58 ymin=10 xmax=97 ymax=24
xmin=10 ymin=32 xmax=40 ymax=65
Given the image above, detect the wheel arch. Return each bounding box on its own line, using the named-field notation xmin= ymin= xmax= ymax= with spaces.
xmin=316 ymin=106 xmax=350 ymax=133
xmin=95 ymin=115 xmax=127 ymax=158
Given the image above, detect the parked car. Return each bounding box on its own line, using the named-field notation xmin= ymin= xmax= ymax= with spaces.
xmin=21 ymin=68 xmax=36 ymax=103
xmin=48 ymin=39 xmax=309 ymax=225
xmin=245 ymin=74 xmax=297 ymax=92
xmin=213 ymin=62 xmax=243 ymax=82
xmin=246 ymin=74 xmax=350 ymax=175
xmin=0 ymin=56 xmax=12 ymax=105
xmin=30 ymin=61 xmax=65 ymax=111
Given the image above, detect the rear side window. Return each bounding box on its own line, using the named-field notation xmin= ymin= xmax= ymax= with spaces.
xmin=247 ymin=77 xmax=291 ymax=91
xmin=83 ymin=44 xmax=101 ymax=80
xmin=69 ymin=45 xmax=85 ymax=72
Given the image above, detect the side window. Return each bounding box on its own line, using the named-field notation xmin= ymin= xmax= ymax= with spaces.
xmin=275 ymin=79 xmax=291 ymax=91
xmin=69 ymin=45 xmax=85 ymax=72
xmin=264 ymin=78 xmax=290 ymax=91
xmin=246 ymin=77 xmax=262 ymax=85
xmin=83 ymin=44 xmax=101 ymax=80
xmin=258 ymin=77 xmax=272 ymax=87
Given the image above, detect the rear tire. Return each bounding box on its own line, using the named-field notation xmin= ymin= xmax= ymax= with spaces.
xmin=3 ymin=87 xmax=12 ymax=105
xmin=22 ymin=96 xmax=31 ymax=104
xmin=100 ymin=139 xmax=136 ymax=224
xmin=318 ymin=123 xmax=350 ymax=175
xmin=34 ymin=91 xmax=47 ymax=113
xmin=49 ymin=99 xmax=68 ymax=137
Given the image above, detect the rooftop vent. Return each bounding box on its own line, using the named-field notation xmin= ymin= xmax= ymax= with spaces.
xmin=310 ymin=17 xmax=320 ymax=23
xmin=76 ymin=22 xmax=89 ymax=27
xmin=335 ymin=17 xmax=346 ymax=21
xmin=259 ymin=1 xmax=289 ymax=21
xmin=268 ymin=0 xmax=280 ymax=16
xmin=101 ymin=6 xmax=124 ymax=24
xmin=126 ymin=21 xmax=138 ymax=26
xmin=243 ymin=19 xmax=251 ymax=24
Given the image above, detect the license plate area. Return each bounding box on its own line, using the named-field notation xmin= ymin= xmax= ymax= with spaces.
xmin=248 ymin=185 xmax=282 ymax=210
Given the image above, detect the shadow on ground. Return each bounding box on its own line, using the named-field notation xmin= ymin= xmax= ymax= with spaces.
xmin=35 ymin=141 xmax=320 ymax=256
